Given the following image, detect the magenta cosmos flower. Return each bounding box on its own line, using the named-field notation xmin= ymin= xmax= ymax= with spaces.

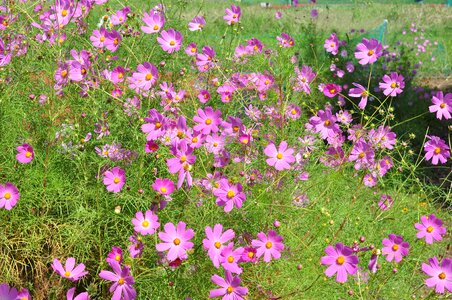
xmin=422 ymin=257 xmax=452 ymax=294
xmin=67 ymin=287 xmax=89 ymax=300
xmin=193 ymin=107 xmax=222 ymax=135
xmin=141 ymin=10 xmax=165 ymax=34
xmin=381 ymin=234 xmax=409 ymax=262
xmin=0 ymin=283 xmax=18 ymax=299
xmin=152 ymin=178 xmax=175 ymax=196
xmin=415 ymin=214 xmax=446 ymax=244
xmin=324 ymin=32 xmax=339 ymax=55
xmin=103 ymin=167 xmax=126 ymax=193
xmin=264 ymin=141 xmax=295 ymax=171
xmin=379 ymin=72 xmax=405 ymax=97
xmin=156 ymin=222 xmax=194 ymax=262
xmin=106 ymin=246 xmax=123 ymax=265
xmin=323 ymin=83 xmax=342 ymax=98
xmin=132 ymin=210 xmax=160 ymax=235
xmin=0 ymin=182 xmax=20 ymax=210
xmin=251 ymin=230 xmax=284 ymax=262
xmin=354 ymin=38 xmax=382 ymax=65
xmin=210 ymin=271 xmax=248 ymax=299
xmin=320 ymin=243 xmax=359 ymax=283
xmin=309 ymin=108 xmax=341 ymax=139
xmin=188 ymin=16 xmax=206 ymax=31
xmin=378 ymin=194 xmax=393 ymax=210
xmin=157 ymin=29 xmax=183 ymax=54
xmin=167 ymin=140 xmax=196 ymax=188
xmin=51 ymin=257 xmax=88 ymax=281
xmin=213 ymin=179 xmax=246 ymax=213
xmin=276 ymin=32 xmax=295 ymax=48
xmin=129 ymin=62 xmax=158 ymax=92
xmin=429 ymin=91 xmax=452 ymax=120
xmin=99 ymin=261 xmax=136 ymax=300
xmin=424 ymin=135 xmax=450 ymax=165
xmin=349 ymin=83 xmax=369 ymax=109
xmin=16 ymin=143 xmax=34 ymax=164
xmin=224 ymin=5 xmax=241 ymax=25
xmin=203 ymin=224 xmax=235 ymax=268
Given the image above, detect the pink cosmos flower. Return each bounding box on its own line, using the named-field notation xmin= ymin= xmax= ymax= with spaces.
xmin=276 ymin=32 xmax=294 ymax=48
xmin=251 ymin=230 xmax=284 ymax=263
xmin=196 ymin=46 xmax=216 ymax=72
xmin=128 ymin=233 xmax=144 ymax=259
xmin=309 ymin=108 xmax=341 ymax=140
xmin=219 ymin=242 xmax=244 ymax=274
xmin=90 ymin=28 xmax=108 ymax=48
xmin=354 ymin=38 xmax=382 ymax=65
xmin=141 ymin=11 xmax=165 ymax=34
xmin=16 ymin=143 xmax=34 ymax=164
xmin=324 ymin=33 xmax=339 ymax=55
xmin=193 ymin=107 xmax=222 ymax=135
xmin=264 ymin=141 xmax=295 ymax=171
xmin=0 ymin=284 xmax=18 ymax=299
xmin=379 ymin=72 xmax=405 ymax=97
xmin=17 ymin=288 xmax=31 ymax=300
xmin=286 ymin=104 xmax=301 ymax=119
xmin=421 ymin=257 xmax=452 ymax=294
xmin=320 ymin=243 xmax=359 ymax=283
xmin=424 ymin=135 xmax=450 ymax=165
xmin=198 ymin=89 xmax=210 ymax=103
xmin=128 ymin=62 xmax=158 ymax=92
xmin=106 ymin=246 xmax=123 ymax=265
xmin=203 ymin=224 xmax=235 ymax=268
xmin=67 ymin=287 xmax=90 ymax=300
xmin=378 ymin=194 xmax=393 ymax=210
xmin=132 ymin=210 xmax=160 ymax=236
xmin=188 ymin=16 xmax=206 ymax=31
xmin=213 ymin=179 xmax=246 ymax=213
xmin=99 ymin=261 xmax=136 ymax=300
xmin=348 ymin=139 xmax=375 ymax=170
xmin=415 ymin=214 xmax=446 ymax=244
xmin=323 ymin=83 xmax=342 ymax=98
xmin=156 ymin=222 xmax=195 ymax=262
xmin=185 ymin=42 xmax=198 ymax=56
xmin=363 ymin=173 xmax=377 ymax=187
xmin=103 ymin=167 xmax=126 ymax=193
xmin=241 ymin=247 xmax=258 ymax=263
xmin=349 ymin=83 xmax=369 ymax=109
xmin=51 ymin=257 xmax=88 ymax=281
xmin=0 ymin=182 xmax=20 ymax=210
xmin=293 ymin=65 xmax=316 ymax=94
xmin=210 ymin=271 xmax=248 ymax=299
xmin=141 ymin=109 xmax=167 ymax=141
xmin=429 ymin=91 xmax=452 ymax=120
xmin=381 ymin=234 xmax=410 ymax=263
xmin=157 ymin=29 xmax=183 ymax=54
xmin=224 ymin=5 xmax=241 ymax=25
xmin=104 ymin=30 xmax=121 ymax=53
xmin=152 ymin=178 xmax=175 ymax=196
xmin=166 ymin=140 xmax=196 ymax=188
xmin=110 ymin=7 xmax=130 ymax=25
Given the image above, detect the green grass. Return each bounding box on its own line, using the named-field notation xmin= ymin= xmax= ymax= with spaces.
xmin=0 ymin=0 xmax=451 ymax=299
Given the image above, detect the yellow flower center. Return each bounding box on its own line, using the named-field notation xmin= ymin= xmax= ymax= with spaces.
xmin=118 ymin=278 xmax=125 ymax=285
xmin=205 ymin=118 xmax=212 ymax=125
xmin=61 ymin=10 xmax=68 ymax=17
xmin=113 ymin=38 xmax=119 ymax=45
xmin=173 ymin=238 xmax=181 ymax=245
xmin=155 ymin=122 xmax=161 ymax=129
xmin=265 ymin=241 xmax=273 ymax=249
xmin=100 ymin=36 xmax=105 ymax=42
xmin=233 ymin=14 xmax=237 ymax=18
xmin=358 ymin=152 xmax=365 ymax=159
xmin=438 ymin=272 xmax=446 ymax=280
xmin=241 ymin=138 xmax=249 ymax=144
xmin=367 ymin=50 xmax=374 ymax=56
xmin=426 ymin=226 xmax=434 ymax=233
xmin=248 ymin=251 xmax=254 ymax=258
xmin=117 ymin=72 xmax=123 ymax=79
xmin=227 ymin=256 xmax=234 ymax=263
xmin=324 ymin=120 xmax=331 ymax=126
xmin=25 ymin=151 xmax=32 ymax=158
xmin=191 ymin=47 xmax=196 ymax=53
xmin=439 ymin=103 xmax=446 ymax=109
xmin=180 ymin=155 xmax=187 ymax=163
xmin=390 ymin=82 xmax=398 ymax=88
xmin=214 ymin=241 xmax=221 ymax=249
xmin=329 ymin=88 xmax=336 ymax=94
xmin=434 ymin=147 xmax=441 ymax=154
xmin=61 ymin=70 xmax=68 ymax=77
xmin=233 ymin=126 xmax=239 ymax=132
xmin=115 ymin=255 xmax=121 ymax=261
xmin=4 ymin=192 xmax=11 ymax=200
xmin=253 ymin=45 xmax=258 ymax=51
xmin=192 ymin=137 xmax=198 ymax=143
xmin=336 ymin=256 xmax=345 ymax=265
xmin=330 ymin=43 xmax=335 ymax=48
xmin=227 ymin=190 xmax=235 ymax=199
xmin=81 ymin=68 xmax=87 ymax=75
xmin=392 ymin=244 xmax=399 ymax=251
xmin=113 ymin=177 xmax=120 ymax=184
xmin=264 ymin=79 xmax=270 ymax=85
xmin=169 ymin=40 xmax=176 ymax=46
xmin=361 ymin=90 xmax=369 ymax=97
xmin=224 ymin=95 xmax=230 ymax=101
xmin=153 ymin=25 xmax=159 ymax=30
xmin=227 ymin=286 xmax=233 ymax=293
xmin=276 ymin=153 xmax=283 ymax=159
xmin=142 ymin=220 xmax=149 ymax=227
xmin=291 ymin=109 xmax=297 ymax=115
xmin=145 ymin=73 xmax=153 ymax=81
xmin=160 ymin=187 xmax=167 ymax=193
xmin=64 ymin=271 xmax=71 ymax=277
